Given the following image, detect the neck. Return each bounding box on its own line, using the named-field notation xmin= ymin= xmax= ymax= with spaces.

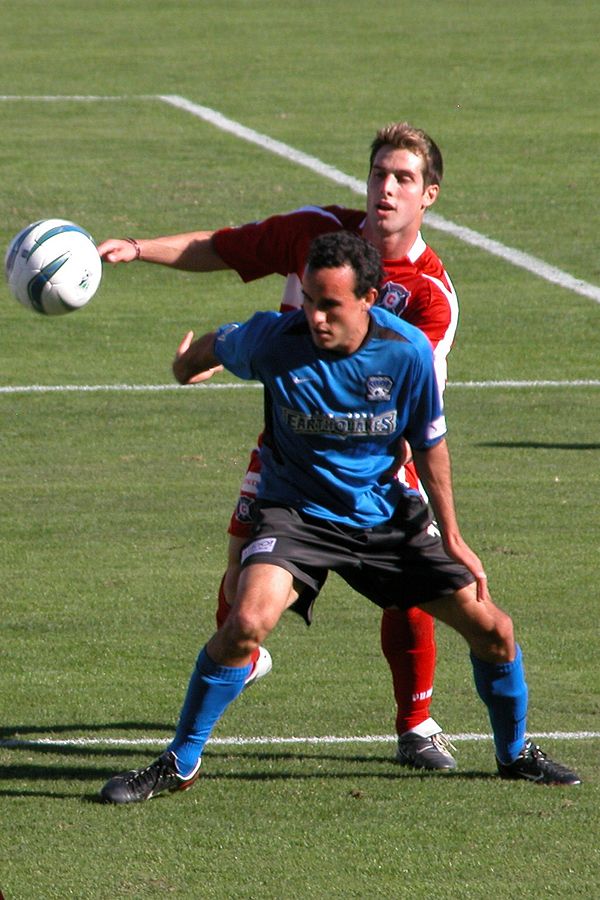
xmin=362 ymin=221 xmax=421 ymax=260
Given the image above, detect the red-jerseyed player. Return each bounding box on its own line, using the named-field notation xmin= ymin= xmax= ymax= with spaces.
xmin=98 ymin=122 xmax=460 ymax=770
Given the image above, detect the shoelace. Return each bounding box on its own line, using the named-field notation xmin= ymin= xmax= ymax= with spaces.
xmin=524 ymin=743 xmax=575 ymax=777
xmin=126 ymin=756 xmax=174 ymax=790
xmin=431 ymin=733 xmax=457 ymax=755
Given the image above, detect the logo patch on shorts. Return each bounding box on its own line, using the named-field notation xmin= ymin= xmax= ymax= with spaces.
xmin=365 ymin=375 xmax=394 ymax=402
xmin=241 ymin=537 xmax=277 ymax=563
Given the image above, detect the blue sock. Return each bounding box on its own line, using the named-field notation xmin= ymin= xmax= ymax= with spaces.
xmin=168 ymin=646 xmax=251 ymax=776
xmin=470 ymin=644 xmax=528 ymax=765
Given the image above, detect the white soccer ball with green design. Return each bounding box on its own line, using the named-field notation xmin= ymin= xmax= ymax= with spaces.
xmin=5 ymin=218 xmax=102 ymax=316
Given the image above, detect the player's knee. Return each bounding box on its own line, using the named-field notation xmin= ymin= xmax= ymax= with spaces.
xmin=477 ymin=608 xmax=515 ymax=663
xmin=221 ymin=606 xmax=270 ymax=654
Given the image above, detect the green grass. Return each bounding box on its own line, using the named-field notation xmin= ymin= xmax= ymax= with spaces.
xmin=1 ymin=1 xmax=600 ymax=897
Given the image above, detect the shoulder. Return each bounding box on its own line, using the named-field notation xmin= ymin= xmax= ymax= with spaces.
xmin=216 ymin=310 xmax=282 ymax=342
xmin=217 ymin=205 xmax=364 ymax=238
xmin=245 ymin=308 xmax=308 ymax=337
xmin=274 ymin=205 xmax=365 ymax=238
xmin=412 ymin=240 xmax=456 ymax=295
xmin=371 ymin=306 xmax=433 ymax=368
xmin=370 ymin=305 xmax=428 ymax=341
xmin=381 ymin=236 xmax=455 ymax=303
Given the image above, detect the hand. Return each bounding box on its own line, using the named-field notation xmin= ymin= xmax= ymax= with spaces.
xmin=443 ymin=535 xmax=491 ymax=604
xmin=174 ymin=331 xmax=224 ymax=384
xmin=397 ymin=437 xmax=413 ymax=468
xmin=96 ymin=238 xmax=138 ymax=263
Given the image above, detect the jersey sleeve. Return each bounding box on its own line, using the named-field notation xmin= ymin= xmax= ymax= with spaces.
xmin=213 ymin=311 xmax=280 ymax=381
xmin=401 ymin=277 xmax=453 ymax=348
xmin=403 ymin=338 xmax=447 ymax=450
xmin=401 ymin=251 xmax=459 ymax=396
xmin=212 ymin=206 xmax=364 ymax=283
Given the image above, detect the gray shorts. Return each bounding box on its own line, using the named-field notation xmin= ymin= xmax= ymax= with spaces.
xmin=240 ymin=497 xmax=474 ymax=623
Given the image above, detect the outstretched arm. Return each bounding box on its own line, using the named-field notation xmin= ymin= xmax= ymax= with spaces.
xmin=413 ymin=439 xmax=490 ymax=602
xmin=97 ymin=231 xmax=230 ymax=271
xmin=173 ymin=331 xmax=224 ymax=384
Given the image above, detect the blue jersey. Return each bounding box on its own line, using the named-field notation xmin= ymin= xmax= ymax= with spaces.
xmin=214 ymin=306 xmax=446 ymax=527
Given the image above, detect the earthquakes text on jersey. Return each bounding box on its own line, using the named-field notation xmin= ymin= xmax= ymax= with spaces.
xmin=280 ymin=407 xmax=397 ymax=437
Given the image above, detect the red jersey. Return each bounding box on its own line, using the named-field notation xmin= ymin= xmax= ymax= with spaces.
xmin=213 ymin=205 xmax=459 ymax=392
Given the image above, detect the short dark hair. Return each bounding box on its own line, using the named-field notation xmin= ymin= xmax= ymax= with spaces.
xmin=305 ymin=231 xmax=383 ymax=298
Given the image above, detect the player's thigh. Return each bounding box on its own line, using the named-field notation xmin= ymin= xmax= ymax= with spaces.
xmin=231 ymin=563 xmax=300 ymax=639
xmin=209 ymin=563 xmax=299 ymax=663
xmin=418 ymin=584 xmax=515 ymax=662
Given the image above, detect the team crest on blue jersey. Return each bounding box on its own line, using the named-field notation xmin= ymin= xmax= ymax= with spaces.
xmin=365 ymin=375 xmax=394 ymax=402
xmin=378 ymin=282 xmax=410 ymax=316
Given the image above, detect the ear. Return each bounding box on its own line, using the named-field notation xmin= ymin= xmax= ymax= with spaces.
xmin=422 ymin=183 xmax=439 ymax=209
xmin=363 ymin=286 xmax=379 ymax=309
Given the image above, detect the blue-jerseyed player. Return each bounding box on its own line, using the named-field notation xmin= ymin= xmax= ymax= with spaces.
xmin=101 ymin=231 xmax=580 ymax=803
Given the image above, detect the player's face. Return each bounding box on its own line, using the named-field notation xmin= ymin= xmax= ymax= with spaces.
xmin=301 ymin=264 xmax=377 ymax=355
xmin=366 ymin=145 xmax=439 ymax=240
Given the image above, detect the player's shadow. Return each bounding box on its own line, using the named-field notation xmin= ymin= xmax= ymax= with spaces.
xmin=0 ymin=721 xmax=173 ymax=760
xmin=478 ymin=440 xmax=600 ymax=451
xmin=0 ymin=721 xmax=174 ymax=740
xmin=0 ymin=724 xmax=496 ymax=799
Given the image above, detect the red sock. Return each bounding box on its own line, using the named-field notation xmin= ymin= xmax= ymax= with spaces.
xmin=215 ymin=574 xmax=260 ymax=668
xmin=380 ymin=606 xmax=436 ymax=734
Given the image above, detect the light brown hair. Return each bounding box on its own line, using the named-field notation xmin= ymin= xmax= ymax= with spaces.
xmin=369 ymin=122 xmax=443 ymax=187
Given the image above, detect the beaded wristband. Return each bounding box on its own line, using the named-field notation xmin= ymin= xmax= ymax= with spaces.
xmin=125 ymin=237 xmax=141 ymax=260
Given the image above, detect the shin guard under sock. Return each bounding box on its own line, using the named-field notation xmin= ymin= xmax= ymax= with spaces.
xmin=470 ymin=644 xmax=528 ymax=764
xmin=168 ymin=646 xmax=251 ymax=775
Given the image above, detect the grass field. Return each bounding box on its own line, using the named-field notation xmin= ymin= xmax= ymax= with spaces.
xmin=1 ymin=2 xmax=599 ymax=897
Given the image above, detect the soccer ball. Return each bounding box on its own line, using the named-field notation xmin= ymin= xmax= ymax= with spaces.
xmin=5 ymin=218 xmax=102 ymax=316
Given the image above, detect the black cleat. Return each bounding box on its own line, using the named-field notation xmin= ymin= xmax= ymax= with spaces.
xmin=497 ymin=740 xmax=581 ymax=786
xmin=396 ymin=731 xmax=457 ymax=771
xmin=100 ymin=751 xmax=201 ymax=804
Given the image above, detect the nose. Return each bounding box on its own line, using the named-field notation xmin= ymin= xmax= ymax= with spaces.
xmin=311 ymin=307 xmax=327 ymax=327
xmin=381 ymin=173 xmax=396 ymax=194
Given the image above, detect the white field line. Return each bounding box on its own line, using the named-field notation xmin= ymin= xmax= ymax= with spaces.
xmin=0 ymin=94 xmax=146 ymax=101
xmin=2 ymin=93 xmax=600 ymax=304
xmin=0 ymin=383 xmax=260 ymax=394
xmin=1 ymin=731 xmax=598 ymax=750
xmin=1 ymin=380 xmax=600 ymax=396
xmin=160 ymin=94 xmax=600 ymax=305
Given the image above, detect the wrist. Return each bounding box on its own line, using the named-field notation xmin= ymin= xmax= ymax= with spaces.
xmin=125 ymin=237 xmax=142 ymax=260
